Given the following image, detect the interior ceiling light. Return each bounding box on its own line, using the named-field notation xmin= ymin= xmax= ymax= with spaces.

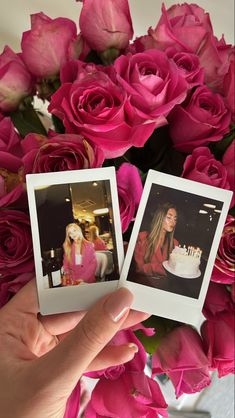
xmin=93 ymin=208 xmax=109 ymax=215
xmin=203 ymin=203 xmax=216 ymax=208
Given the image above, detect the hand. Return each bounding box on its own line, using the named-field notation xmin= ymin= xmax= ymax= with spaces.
xmin=0 ymin=279 xmax=148 ymax=418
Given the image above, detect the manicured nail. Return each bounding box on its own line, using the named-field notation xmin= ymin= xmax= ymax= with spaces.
xmin=127 ymin=343 xmax=139 ymax=353
xmin=104 ymin=287 xmax=133 ymax=322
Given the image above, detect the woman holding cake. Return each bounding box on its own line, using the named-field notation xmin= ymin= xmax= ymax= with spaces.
xmin=134 ymin=203 xmax=178 ymax=276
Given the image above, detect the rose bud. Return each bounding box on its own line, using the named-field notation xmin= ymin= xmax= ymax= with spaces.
xmin=79 ymin=0 xmax=133 ymax=52
xmin=21 ymin=12 xmax=79 ymax=78
xmin=0 ymin=46 xmax=34 ymax=112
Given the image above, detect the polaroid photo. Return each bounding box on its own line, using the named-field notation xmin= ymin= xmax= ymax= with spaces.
xmin=119 ymin=170 xmax=233 ymax=326
xmin=26 ymin=167 xmax=124 ymax=315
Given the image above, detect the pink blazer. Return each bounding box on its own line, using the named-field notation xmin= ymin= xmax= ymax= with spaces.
xmin=93 ymin=237 xmax=107 ymax=251
xmin=134 ymin=231 xmax=178 ymax=276
xmin=63 ymin=241 xmax=97 ymax=283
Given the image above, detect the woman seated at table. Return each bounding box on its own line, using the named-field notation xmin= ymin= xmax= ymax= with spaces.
xmin=89 ymin=225 xmax=108 ymax=251
xmin=63 ymin=223 xmax=97 ymax=285
xmin=134 ymin=203 xmax=178 ymax=276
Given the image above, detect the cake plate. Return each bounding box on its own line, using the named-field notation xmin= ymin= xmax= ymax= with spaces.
xmin=162 ymin=261 xmax=201 ymax=279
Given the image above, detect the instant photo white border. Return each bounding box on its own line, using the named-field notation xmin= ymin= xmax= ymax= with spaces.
xmin=26 ymin=167 xmax=124 ymax=315
xmin=119 ymin=170 xmax=233 ymax=326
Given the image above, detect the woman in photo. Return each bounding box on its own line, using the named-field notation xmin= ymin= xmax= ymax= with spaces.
xmin=134 ymin=203 xmax=178 ymax=276
xmin=89 ymin=225 xmax=108 ymax=251
xmin=63 ymin=223 xmax=97 ymax=285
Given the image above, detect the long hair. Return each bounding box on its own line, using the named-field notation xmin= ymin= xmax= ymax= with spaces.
xmin=89 ymin=225 xmax=99 ymax=242
xmin=63 ymin=223 xmax=85 ymax=265
xmin=144 ymin=203 xmax=177 ymax=263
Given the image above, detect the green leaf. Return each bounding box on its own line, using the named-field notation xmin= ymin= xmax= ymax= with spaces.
xmin=209 ymin=125 xmax=235 ymax=160
xmin=99 ymin=48 xmax=120 ymax=65
xmin=10 ymin=105 xmax=47 ymax=137
xmin=52 ymin=114 xmax=65 ymax=134
xmin=135 ymin=326 xmax=166 ymax=355
xmin=134 ymin=316 xmax=183 ymax=355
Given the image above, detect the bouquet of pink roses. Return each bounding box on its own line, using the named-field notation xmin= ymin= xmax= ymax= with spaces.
xmin=0 ymin=1 xmax=234 ymax=417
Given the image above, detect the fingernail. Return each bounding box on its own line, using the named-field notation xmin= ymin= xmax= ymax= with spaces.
xmin=104 ymin=287 xmax=133 ymax=322
xmin=127 ymin=343 xmax=139 ymax=353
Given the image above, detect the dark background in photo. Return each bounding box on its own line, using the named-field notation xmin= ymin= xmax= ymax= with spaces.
xmin=34 ymin=180 xmax=119 ymax=287
xmin=128 ymin=183 xmax=223 ymax=299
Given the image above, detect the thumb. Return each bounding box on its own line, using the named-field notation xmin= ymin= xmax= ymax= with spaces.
xmin=33 ymin=287 xmax=134 ymax=393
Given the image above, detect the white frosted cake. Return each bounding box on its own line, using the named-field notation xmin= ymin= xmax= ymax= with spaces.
xmin=168 ymin=245 xmax=202 ymax=277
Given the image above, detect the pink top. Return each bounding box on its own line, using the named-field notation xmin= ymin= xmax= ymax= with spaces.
xmin=134 ymin=231 xmax=178 ymax=276
xmin=63 ymin=241 xmax=97 ymax=283
xmin=93 ymin=237 xmax=107 ymax=251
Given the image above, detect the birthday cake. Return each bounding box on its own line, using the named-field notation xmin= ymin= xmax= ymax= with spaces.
xmin=167 ymin=245 xmax=202 ymax=277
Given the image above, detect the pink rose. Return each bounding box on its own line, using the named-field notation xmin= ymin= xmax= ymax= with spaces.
xmin=0 ymin=272 xmax=34 ymax=308
xmin=48 ymin=67 xmax=154 ymax=158
xmin=67 ymin=33 xmax=90 ymax=63
xmin=0 ymin=46 xmax=34 ymax=112
xmin=201 ymin=312 xmax=235 ymax=377
xmin=60 ymin=60 xmax=104 ymax=84
xmin=152 ymin=325 xmax=211 ymax=398
xmin=182 ymin=147 xmax=233 ymax=205
xmin=0 ymin=210 xmax=34 ymax=278
xmin=0 ymin=117 xmax=23 ymax=156
xmin=198 ymin=34 xmax=233 ymax=93
xmin=169 ymin=86 xmax=231 ymax=152
xmin=86 ymin=328 xmax=146 ymax=381
xmin=116 ymin=163 xmax=143 ymax=233
xmin=21 ymin=133 xmax=104 ymax=174
xmin=222 ymin=141 xmax=235 ymax=193
xmin=21 ymin=13 xmax=79 ymax=78
xmin=84 ymin=371 xmax=168 ymax=418
xmin=223 ymin=52 xmax=235 ymax=121
xmin=166 ymin=49 xmax=205 ymax=88
xmin=211 ymin=216 xmax=235 ymax=284
xmin=147 ymin=3 xmax=212 ymax=53
xmin=0 ymin=117 xmax=25 ymax=208
xmin=114 ymin=49 xmax=187 ymax=128
xmin=203 ymin=282 xmax=234 ymax=319
xmin=64 ymin=381 xmax=81 ymax=418
xmin=79 ymin=0 xmax=133 ymax=52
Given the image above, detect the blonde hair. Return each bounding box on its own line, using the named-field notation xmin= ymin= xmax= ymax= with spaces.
xmin=89 ymin=225 xmax=99 ymax=242
xmin=63 ymin=223 xmax=85 ymax=264
xmin=144 ymin=203 xmax=177 ymax=263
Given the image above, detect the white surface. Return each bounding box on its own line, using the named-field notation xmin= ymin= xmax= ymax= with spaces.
xmin=0 ymin=0 xmax=234 ymax=53
xmin=195 ymin=373 xmax=235 ymax=418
